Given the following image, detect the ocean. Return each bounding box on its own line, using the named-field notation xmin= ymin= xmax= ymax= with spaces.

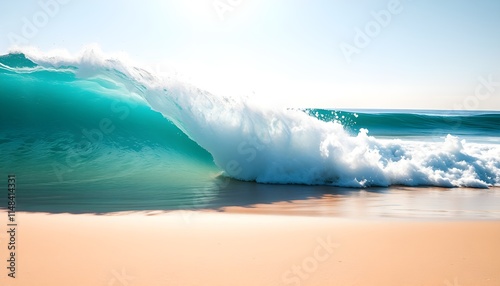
xmin=1 ymin=51 xmax=499 ymax=214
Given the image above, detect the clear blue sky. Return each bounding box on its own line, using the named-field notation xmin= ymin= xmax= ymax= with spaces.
xmin=1 ymin=0 xmax=500 ymax=110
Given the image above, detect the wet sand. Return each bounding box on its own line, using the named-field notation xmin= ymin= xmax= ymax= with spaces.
xmin=220 ymin=186 xmax=500 ymax=220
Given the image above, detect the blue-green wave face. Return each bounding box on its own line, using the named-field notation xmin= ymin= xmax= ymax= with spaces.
xmin=1 ymin=50 xmax=500 ymax=213
xmin=0 ymin=53 xmax=224 ymax=212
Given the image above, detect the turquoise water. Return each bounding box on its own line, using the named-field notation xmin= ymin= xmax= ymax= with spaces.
xmin=308 ymin=109 xmax=500 ymax=140
xmin=1 ymin=52 xmax=499 ymax=213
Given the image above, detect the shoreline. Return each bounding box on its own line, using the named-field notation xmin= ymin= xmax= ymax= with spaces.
xmin=5 ymin=185 xmax=500 ymax=218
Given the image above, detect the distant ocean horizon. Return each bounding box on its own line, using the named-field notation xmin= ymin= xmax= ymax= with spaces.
xmin=1 ymin=50 xmax=499 ymax=214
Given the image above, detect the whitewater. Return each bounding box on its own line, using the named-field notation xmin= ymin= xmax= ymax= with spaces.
xmin=1 ymin=47 xmax=499 ymax=190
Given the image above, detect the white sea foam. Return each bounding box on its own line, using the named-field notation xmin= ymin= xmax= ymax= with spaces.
xmin=20 ymin=46 xmax=500 ymax=188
